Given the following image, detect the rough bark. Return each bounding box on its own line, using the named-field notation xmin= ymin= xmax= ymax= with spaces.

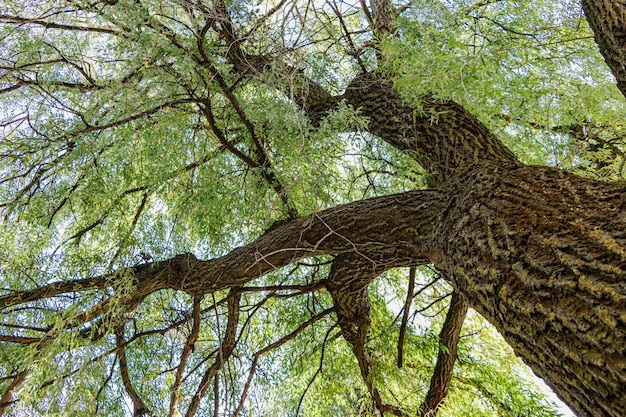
xmin=582 ymin=0 xmax=626 ymax=98
xmin=327 ymin=252 xmax=411 ymax=417
xmin=343 ymin=73 xmax=520 ymax=182
xmin=433 ymin=163 xmax=626 ymax=417
xmin=0 ymin=189 xmax=443 ymax=308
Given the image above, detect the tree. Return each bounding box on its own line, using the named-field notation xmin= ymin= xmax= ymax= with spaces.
xmin=0 ymin=0 xmax=624 ymax=416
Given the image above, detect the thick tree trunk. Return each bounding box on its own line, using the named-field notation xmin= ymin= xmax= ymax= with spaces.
xmin=335 ymin=74 xmax=626 ymax=416
xmin=430 ymin=163 xmax=626 ymax=417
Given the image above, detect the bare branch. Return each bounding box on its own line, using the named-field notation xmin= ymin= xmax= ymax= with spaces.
xmin=418 ymin=291 xmax=468 ymax=417
xmin=397 ymin=266 xmax=416 ymax=368
xmin=232 ymin=308 xmax=333 ymax=417
xmin=0 ymin=14 xmax=119 ymax=35
xmin=168 ymin=297 xmax=202 ymax=417
xmin=116 ymin=329 xmax=150 ymax=416
xmin=0 ymin=335 xmax=41 ymax=345
xmin=185 ymin=290 xmax=241 ymax=417
xmin=0 ymin=371 xmax=27 ymax=416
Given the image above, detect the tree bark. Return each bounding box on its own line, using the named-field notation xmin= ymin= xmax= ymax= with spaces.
xmin=581 ymin=0 xmax=626 ymax=99
xmin=432 ymin=163 xmax=626 ymax=417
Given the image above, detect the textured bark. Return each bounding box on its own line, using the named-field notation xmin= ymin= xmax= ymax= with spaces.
xmin=308 ymin=74 xmax=626 ymax=416
xmin=582 ymin=0 xmax=626 ymax=98
xmin=432 ymin=164 xmax=626 ymax=417
xmin=291 ymin=72 xmax=520 ymax=183
xmin=327 ymin=250 xmax=426 ymax=345
xmin=343 ymin=73 xmax=519 ymax=182
xmin=326 ymin=252 xmax=410 ymax=417
xmin=303 ymin=73 xmax=626 ymax=417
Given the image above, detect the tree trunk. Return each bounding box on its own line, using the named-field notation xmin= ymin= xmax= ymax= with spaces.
xmin=430 ymin=163 xmax=626 ymax=417
xmin=582 ymin=0 xmax=626 ymax=99
xmin=337 ymin=74 xmax=626 ymax=416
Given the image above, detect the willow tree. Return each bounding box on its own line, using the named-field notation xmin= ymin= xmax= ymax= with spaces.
xmin=0 ymin=0 xmax=625 ymax=416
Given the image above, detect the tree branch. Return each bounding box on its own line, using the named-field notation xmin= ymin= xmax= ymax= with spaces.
xmin=418 ymin=290 xmax=468 ymax=417
xmin=0 ymin=188 xmax=443 ymax=313
xmin=0 ymin=14 xmax=119 ymax=34
xmin=185 ymin=290 xmax=241 ymax=417
xmin=168 ymin=297 xmax=202 ymax=417
xmin=0 ymin=371 xmax=27 ymax=416
xmin=115 ymin=329 xmax=150 ymax=416
xmin=327 ymin=252 xmax=411 ymax=417
xmin=397 ymin=266 xmax=416 ymax=368
xmin=231 ymin=308 xmax=333 ymax=417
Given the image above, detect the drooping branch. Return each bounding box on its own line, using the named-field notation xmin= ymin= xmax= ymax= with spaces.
xmin=115 ymin=329 xmax=149 ymax=417
xmin=326 ymin=252 xmax=375 ymax=346
xmin=184 ymin=290 xmax=241 ymax=417
xmin=397 ymin=266 xmax=416 ymax=368
xmin=418 ymin=290 xmax=468 ymax=417
xmin=232 ymin=308 xmax=333 ymax=417
xmin=168 ymin=297 xmax=202 ymax=417
xmin=327 ymin=252 xmax=410 ymax=417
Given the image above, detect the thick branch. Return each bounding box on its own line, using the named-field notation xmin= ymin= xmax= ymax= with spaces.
xmin=0 ymin=190 xmax=441 ymax=331
xmin=0 ymin=277 xmax=109 ymax=310
xmin=327 ymin=252 xmax=409 ymax=417
xmin=342 ymin=73 xmax=519 ymax=180
xmin=368 ymin=0 xmax=396 ymax=37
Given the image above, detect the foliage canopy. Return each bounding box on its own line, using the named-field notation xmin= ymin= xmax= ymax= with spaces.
xmin=0 ymin=0 xmax=624 ymax=416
